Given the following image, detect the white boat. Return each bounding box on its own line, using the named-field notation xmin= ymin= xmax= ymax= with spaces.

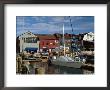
xmin=51 ymin=56 xmax=85 ymax=68
xmin=50 ymin=18 xmax=86 ymax=68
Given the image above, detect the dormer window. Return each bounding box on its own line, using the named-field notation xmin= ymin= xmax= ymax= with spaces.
xmin=27 ymin=32 xmax=31 ymax=35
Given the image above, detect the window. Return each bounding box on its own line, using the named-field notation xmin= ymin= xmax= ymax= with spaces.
xmin=42 ymin=42 xmax=44 ymax=45
xmin=24 ymin=38 xmax=25 ymax=42
xmin=50 ymin=43 xmax=53 ymax=45
xmin=46 ymin=42 xmax=48 ymax=45
xmin=53 ymin=43 xmax=55 ymax=45
xmin=25 ymin=37 xmax=37 ymax=43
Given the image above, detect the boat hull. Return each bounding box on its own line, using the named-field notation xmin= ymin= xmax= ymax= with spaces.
xmin=51 ymin=60 xmax=84 ymax=68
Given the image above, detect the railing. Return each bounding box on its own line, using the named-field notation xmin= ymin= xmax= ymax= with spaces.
xmin=81 ymin=51 xmax=94 ymax=55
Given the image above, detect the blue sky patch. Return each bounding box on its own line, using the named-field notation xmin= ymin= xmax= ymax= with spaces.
xmin=16 ymin=16 xmax=94 ymax=36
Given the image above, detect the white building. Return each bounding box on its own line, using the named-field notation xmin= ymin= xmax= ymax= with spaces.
xmin=83 ymin=32 xmax=94 ymax=42
xmin=18 ymin=31 xmax=39 ymax=53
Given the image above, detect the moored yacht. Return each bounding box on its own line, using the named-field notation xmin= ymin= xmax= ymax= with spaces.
xmin=51 ymin=55 xmax=86 ymax=68
xmin=50 ymin=21 xmax=86 ymax=68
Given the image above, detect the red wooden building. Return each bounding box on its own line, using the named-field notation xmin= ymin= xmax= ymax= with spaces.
xmin=38 ymin=35 xmax=59 ymax=53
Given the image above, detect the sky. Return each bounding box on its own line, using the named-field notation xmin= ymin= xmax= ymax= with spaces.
xmin=16 ymin=16 xmax=94 ymax=36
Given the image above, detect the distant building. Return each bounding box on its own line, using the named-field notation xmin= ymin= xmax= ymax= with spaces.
xmin=64 ymin=33 xmax=72 ymax=47
xmin=38 ymin=35 xmax=59 ymax=53
xmin=83 ymin=32 xmax=94 ymax=42
xmin=18 ymin=31 xmax=39 ymax=53
xmin=16 ymin=37 xmax=20 ymax=53
xmin=83 ymin=32 xmax=94 ymax=50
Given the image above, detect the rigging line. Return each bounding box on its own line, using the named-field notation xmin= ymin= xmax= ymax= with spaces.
xmin=69 ymin=16 xmax=74 ymax=40
xmin=69 ymin=16 xmax=74 ymax=58
xmin=69 ymin=16 xmax=74 ymax=33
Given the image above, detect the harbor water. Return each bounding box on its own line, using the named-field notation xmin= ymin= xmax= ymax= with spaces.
xmin=48 ymin=65 xmax=83 ymax=74
xmin=28 ymin=63 xmax=83 ymax=74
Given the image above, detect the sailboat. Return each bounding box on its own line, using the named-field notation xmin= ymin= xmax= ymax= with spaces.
xmin=51 ymin=22 xmax=86 ymax=68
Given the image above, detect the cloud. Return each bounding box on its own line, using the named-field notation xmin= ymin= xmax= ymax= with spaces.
xmin=17 ymin=22 xmax=94 ymax=35
xmin=31 ymin=16 xmax=46 ymax=22
xmin=78 ymin=22 xmax=94 ymax=30
xmin=52 ymin=16 xmax=65 ymax=22
xmin=17 ymin=16 xmax=94 ymax=35
xmin=16 ymin=16 xmax=24 ymax=21
xmin=17 ymin=22 xmax=63 ymax=35
xmin=17 ymin=21 xmax=31 ymax=26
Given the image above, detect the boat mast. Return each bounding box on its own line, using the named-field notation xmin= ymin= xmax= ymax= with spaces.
xmin=22 ymin=16 xmax=25 ymax=52
xmin=63 ymin=23 xmax=66 ymax=56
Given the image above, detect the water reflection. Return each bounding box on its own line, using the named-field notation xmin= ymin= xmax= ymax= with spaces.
xmin=47 ymin=65 xmax=83 ymax=74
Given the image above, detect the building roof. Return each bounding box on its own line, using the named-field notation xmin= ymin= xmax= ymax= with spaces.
xmin=18 ymin=31 xmax=38 ymax=38
xmin=37 ymin=35 xmax=58 ymax=40
xmin=83 ymin=32 xmax=94 ymax=42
